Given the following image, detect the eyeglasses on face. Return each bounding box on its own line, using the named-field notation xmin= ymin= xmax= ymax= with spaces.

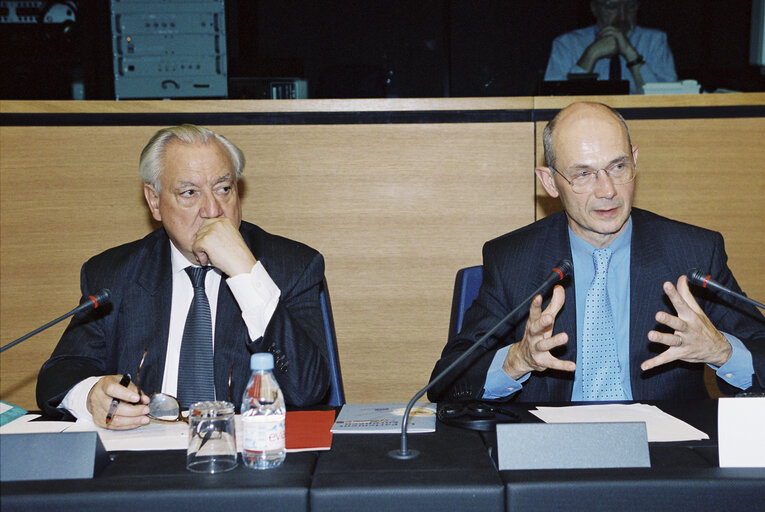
xmin=550 ymin=160 xmax=637 ymax=193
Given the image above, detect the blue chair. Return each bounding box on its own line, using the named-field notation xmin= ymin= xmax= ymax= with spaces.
xmin=447 ymin=265 xmax=483 ymax=340
xmin=320 ymin=279 xmax=345 ymax=406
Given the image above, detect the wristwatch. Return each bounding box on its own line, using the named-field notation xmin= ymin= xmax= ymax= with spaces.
xmin=627 ymin=55 xmax=645 ymax=68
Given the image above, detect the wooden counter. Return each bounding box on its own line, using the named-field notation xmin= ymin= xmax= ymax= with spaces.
xmin=1 ymin=93 xmax=763 ymax=409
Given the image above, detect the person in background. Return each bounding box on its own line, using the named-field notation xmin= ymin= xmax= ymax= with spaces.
xmin=544 ymin=0 xmax=677 ymax=93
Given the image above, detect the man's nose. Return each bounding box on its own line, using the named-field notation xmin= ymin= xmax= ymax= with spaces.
xmin=200 ymin=191 xmax=224 ymax=218
xmin=617 ymin=3 xmax=632 ymax=18
xmin=593 ymin=170 xmax=617 ymax=198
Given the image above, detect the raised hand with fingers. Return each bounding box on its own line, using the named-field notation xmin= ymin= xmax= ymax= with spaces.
xmin=502 ymin=285 xmax=575 ymax=380
xmin=641 ymin=275 xmax=732 ymax=372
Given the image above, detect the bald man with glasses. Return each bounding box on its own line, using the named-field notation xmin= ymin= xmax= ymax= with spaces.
xmin=429 ymin=102 xmax=765 ymax=404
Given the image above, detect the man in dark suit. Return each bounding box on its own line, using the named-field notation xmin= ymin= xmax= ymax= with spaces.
xmin=37 ymin=125 xmax=330 ymax=429
xmin=429 ymin=102 xmax=765 ymax=403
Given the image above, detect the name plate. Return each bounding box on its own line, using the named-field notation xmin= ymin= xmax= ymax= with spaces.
xmin=497 ymin=422 xmax=649 ymax=470
xmin=0 ymin=432 xmax=109 ymax=481
xmin=718 ymin=397 xmax=765 ymax=468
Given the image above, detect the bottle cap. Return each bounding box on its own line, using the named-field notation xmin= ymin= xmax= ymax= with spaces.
xmin=250 ymin=352 xmax=274 ymax=371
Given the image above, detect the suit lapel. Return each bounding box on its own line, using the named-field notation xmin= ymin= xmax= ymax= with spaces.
xmin=628 ymin=210 xmax=673 ymax=393
xmin=540 ymin=213 xmax=576 ymax=400
xmin=131 ymin=232 xmax=173 ymax=395
xmin=213 ymin=277 xmax=251 ymax=401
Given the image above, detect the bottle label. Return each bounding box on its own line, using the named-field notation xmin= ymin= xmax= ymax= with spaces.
xmin=242 ymin=414 xmax=286 ymax=452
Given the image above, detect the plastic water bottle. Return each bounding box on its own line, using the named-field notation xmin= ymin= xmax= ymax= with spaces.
xmin=241 ymin=352 xmax=286 ymax=469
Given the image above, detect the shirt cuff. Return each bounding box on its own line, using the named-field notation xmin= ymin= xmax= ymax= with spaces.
xmin=226 ymin=262 xmax=281 ymax=341
xmin=482 ymin=344 xmax=529 ymax=400
xmin=711 ymin=333 xmax=754 ymax=390
xmin=60 ymin=376 xmax=101 ymax=421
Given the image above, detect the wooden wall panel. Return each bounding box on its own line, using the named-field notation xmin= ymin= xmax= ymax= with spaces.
xmin=230 ymin=122 xmax=535 ymax=404
xmin=0 ymin=119 xmax=535 ymax=409
xmin=0 ymin=126 xmax=160 ymax=407
xmin=2 ymin=95 xmax=762 ymax=410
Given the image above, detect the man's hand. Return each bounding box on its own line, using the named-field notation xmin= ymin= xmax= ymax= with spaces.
xmin=502 ymin=285 xmax=575 ymax=380
xmin=191 ymin=218 xmax=257 ymax=276
xmin=577 ymin=26 xmax=639 ymax=72
xmin=641 ymin=275 xmax=732 ymax=371
xmin=597 ymin=26 xmax=638 ymax=60
xmin=87 ymin=375 xmax=150 ymax=430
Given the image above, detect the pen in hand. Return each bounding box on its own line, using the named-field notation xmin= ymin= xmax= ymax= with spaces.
xmin=105 ymin=373 xmax=132 ymax=425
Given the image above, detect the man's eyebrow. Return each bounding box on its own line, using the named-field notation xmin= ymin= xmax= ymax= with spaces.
xmin=569 ymin=156 xmax=630 ymax=170
xmin=214 ymin=174 xmax=234 ymax=184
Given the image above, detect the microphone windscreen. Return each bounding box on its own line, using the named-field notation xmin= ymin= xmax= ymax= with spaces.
xmin=554 ymin=259 xmax=573 ymax=280
xmin=687 ymin=269 xmax=706 ymax=287
xmin=91 ymin=288 xmax=111 ymax=308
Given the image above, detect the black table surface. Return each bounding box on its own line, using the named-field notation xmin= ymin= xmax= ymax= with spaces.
xmin=2 ymin=450 xmax=317 ymax=512
xmin=311 ymin=422 xmax=504 ymax=512
xmin=491 ymin=400 xmax=765 ymax=512
xmin=2 ymin=400 xmax=764 ymax=512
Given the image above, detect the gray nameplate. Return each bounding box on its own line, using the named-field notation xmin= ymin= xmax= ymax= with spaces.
xmin=497 ymin=422 xmax=650 ymax=470
xmin=0 ymin=432 xmax=109 ymax=481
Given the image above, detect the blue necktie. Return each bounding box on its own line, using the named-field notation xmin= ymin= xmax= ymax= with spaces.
xmin=177 ymin=266 xmax=216 ymax=407
xmin=581 ymin=248 xmax=624 ymax=400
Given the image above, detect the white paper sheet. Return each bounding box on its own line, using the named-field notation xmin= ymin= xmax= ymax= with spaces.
xmin=66 ymin=417 xmax=190 ymax=451
xmin=530 ymin=403 xmax=709 ymax=442
xmin=0 ymin=414 xmax=76 ymax=434
xmin=1 ymin=415 xmax=313 ymax=453
xmin=718 ymin=397 xmax=765 ymax=467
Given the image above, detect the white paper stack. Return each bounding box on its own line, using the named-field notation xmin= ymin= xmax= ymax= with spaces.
xmin=642 ymin=80 xmax=701 ymax=95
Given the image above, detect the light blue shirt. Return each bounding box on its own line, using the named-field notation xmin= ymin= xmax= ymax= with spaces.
xmin=483 ymin=217 xmax=753 ymax=400
xmin=544 ymin=25 xmax=678 ymax=94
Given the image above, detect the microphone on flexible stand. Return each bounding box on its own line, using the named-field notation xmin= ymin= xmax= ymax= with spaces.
xmin=687 ymin=269 xmax=764 ymax=310
xmin=0 ymin=289 xmax=111 ymax=353
xmin=388 ymin=260 xmax=573 ymax=460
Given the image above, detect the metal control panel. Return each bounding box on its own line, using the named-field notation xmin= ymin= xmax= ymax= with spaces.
xmin=110 ymin=0 xmax=227 ymax=99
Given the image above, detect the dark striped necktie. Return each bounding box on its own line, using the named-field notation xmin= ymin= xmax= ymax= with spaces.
xmin=609 ymin=55 xmax=622 ymax=81
xmin=177 ymin=266 xmax=215 ymax=407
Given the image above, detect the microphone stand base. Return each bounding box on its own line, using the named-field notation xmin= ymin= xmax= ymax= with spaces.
xmin=387 ymin=449 xmax=420 ymax=460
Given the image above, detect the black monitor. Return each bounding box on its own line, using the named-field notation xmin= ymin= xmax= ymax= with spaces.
xmin=538 ymin=78 xmax=630 ymax=96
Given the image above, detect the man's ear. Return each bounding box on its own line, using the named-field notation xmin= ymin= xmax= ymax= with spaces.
xmin=144 ymin=184 xmax=162 ymax=222
xmin=632 ymin=145 xmax=639 ymax=165
xmin=535 ymin=167 xmax=560 ymax=198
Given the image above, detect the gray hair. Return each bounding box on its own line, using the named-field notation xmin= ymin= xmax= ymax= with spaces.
xmin=139 ymin=124 xmax=245 ymax=192
xmin=542 ymin=102 xmax=632 ymax=169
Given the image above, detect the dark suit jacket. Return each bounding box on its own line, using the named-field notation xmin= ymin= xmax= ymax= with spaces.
xmin=428 ymin=208 xmax=765 ymax=403
xmin=37 ymin=221 xmax=330 ymax=418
